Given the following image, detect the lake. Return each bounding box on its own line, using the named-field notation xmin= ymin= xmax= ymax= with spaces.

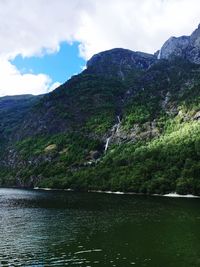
xmin=1 ymin=188 xmax=200 ymax=266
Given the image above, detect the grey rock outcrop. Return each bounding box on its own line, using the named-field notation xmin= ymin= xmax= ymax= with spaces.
xmin=158 ymin=24 xmax=200 ymax=64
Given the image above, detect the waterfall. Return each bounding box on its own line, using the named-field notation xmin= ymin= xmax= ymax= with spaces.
xmin=104 ymin=115 xmax=121 ymax=152
xmin=116 ymin=116 xmax=121 ymax=133
xmin=117 ymin=116 xmax=121 ymax=123
xmin=104 ymin=137 xmax=111 ymax=152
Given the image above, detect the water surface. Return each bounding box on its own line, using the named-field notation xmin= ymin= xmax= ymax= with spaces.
xmin=1 ymin=188 xmax=200 ymax=266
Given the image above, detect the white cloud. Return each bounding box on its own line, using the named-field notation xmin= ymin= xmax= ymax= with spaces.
xmin=0 ymin=59 xmax=53 ymax=96
xmin=1 ymin=0 xmax=200 ymax=96
xmin=77 ymin=0 xmax=200 ymax=58
xmin=49 ymin=82 xmax=62 ymax=92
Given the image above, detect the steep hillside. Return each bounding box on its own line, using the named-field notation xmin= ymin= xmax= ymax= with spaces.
xmin=0 ymin=28 xmax=199 ymax=194
xmin=0 ymin=95 xmax=40 ymax=156
xmin=0 ymin=95 xmax=40 ymax=139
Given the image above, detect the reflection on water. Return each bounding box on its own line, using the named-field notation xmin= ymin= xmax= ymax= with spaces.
xmin=1 ymin=188 xmax=200 ymax=266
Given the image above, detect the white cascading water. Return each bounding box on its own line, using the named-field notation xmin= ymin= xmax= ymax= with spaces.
xmin=104 ymin=115 xmax=121 ymax=152
xmin=116 ymin=116 xmax=121 ymax=132
xmin=117 ymin=116 xmax=121 ymax=123
xmin=104 ymin=137 xmax=111 ymax=152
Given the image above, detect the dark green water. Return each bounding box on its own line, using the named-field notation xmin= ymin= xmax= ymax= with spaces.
xmin=1 ymin=189 xmax=200 ymax=266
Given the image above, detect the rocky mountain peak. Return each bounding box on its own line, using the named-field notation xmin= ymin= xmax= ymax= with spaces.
xmin=158 ymin=24 xmax=200 ymax=64
xmin=86 ymin=48 xmax=156 ymax=79
xmin=84 ymin=24 xmax=200 ymax=80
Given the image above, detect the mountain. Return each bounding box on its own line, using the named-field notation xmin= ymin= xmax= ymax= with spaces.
xmin=158 ymin=24 xmax=200 ymax=64
xmin=0 ymin=25 xmax=199 ymax=194
xmin=86 ymin=48 xmax=156 ymax=79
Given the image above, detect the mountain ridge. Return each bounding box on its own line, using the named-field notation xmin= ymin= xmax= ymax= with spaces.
xmin=0 ymin=24 xmax=199 ymax=194
xmin=86 ymin=48 xmax=156 ymax=79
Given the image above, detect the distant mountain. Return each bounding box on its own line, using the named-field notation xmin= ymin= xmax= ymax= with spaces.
xmin=0 ymin=25 xmax=199 ymax=194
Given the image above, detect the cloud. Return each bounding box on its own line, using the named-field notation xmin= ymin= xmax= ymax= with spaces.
xmin=1 ymin=0 xmax=200 ymax=96
xmin=49 ymin=82 xmax=62 ymax=92
xmin=1 ymin=0 xmax=200 ymax=59
xmin=0 ymin=0 xmax=86 ymax=59
xmin=0 ymin=59 xmax=53 ymax=96
xmin=77 ymin=0 xmax=200 ymax=58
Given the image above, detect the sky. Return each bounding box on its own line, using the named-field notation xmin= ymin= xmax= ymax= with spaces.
xmin=0 ymin=0 xmax=200 ymax=97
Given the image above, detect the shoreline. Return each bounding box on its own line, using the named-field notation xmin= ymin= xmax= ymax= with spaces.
xmin=33 ymin=187 xmax=73 ymax=192
xmin=88 ymin=190 xmax=200 ymax=198
xmin=32 ymin=187 xmax=200 ymax=198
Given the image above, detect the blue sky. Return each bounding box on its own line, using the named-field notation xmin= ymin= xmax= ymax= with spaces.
xmin=12 ymin=42 xmax=86 ymax=86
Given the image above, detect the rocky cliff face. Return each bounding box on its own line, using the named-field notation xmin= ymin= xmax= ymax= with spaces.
xmin=159 ymin=24 xmax=200 ymax=64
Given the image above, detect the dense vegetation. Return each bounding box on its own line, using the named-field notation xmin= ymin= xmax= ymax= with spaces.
xmin=0 ymin=53 xmax=199 ymax=195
